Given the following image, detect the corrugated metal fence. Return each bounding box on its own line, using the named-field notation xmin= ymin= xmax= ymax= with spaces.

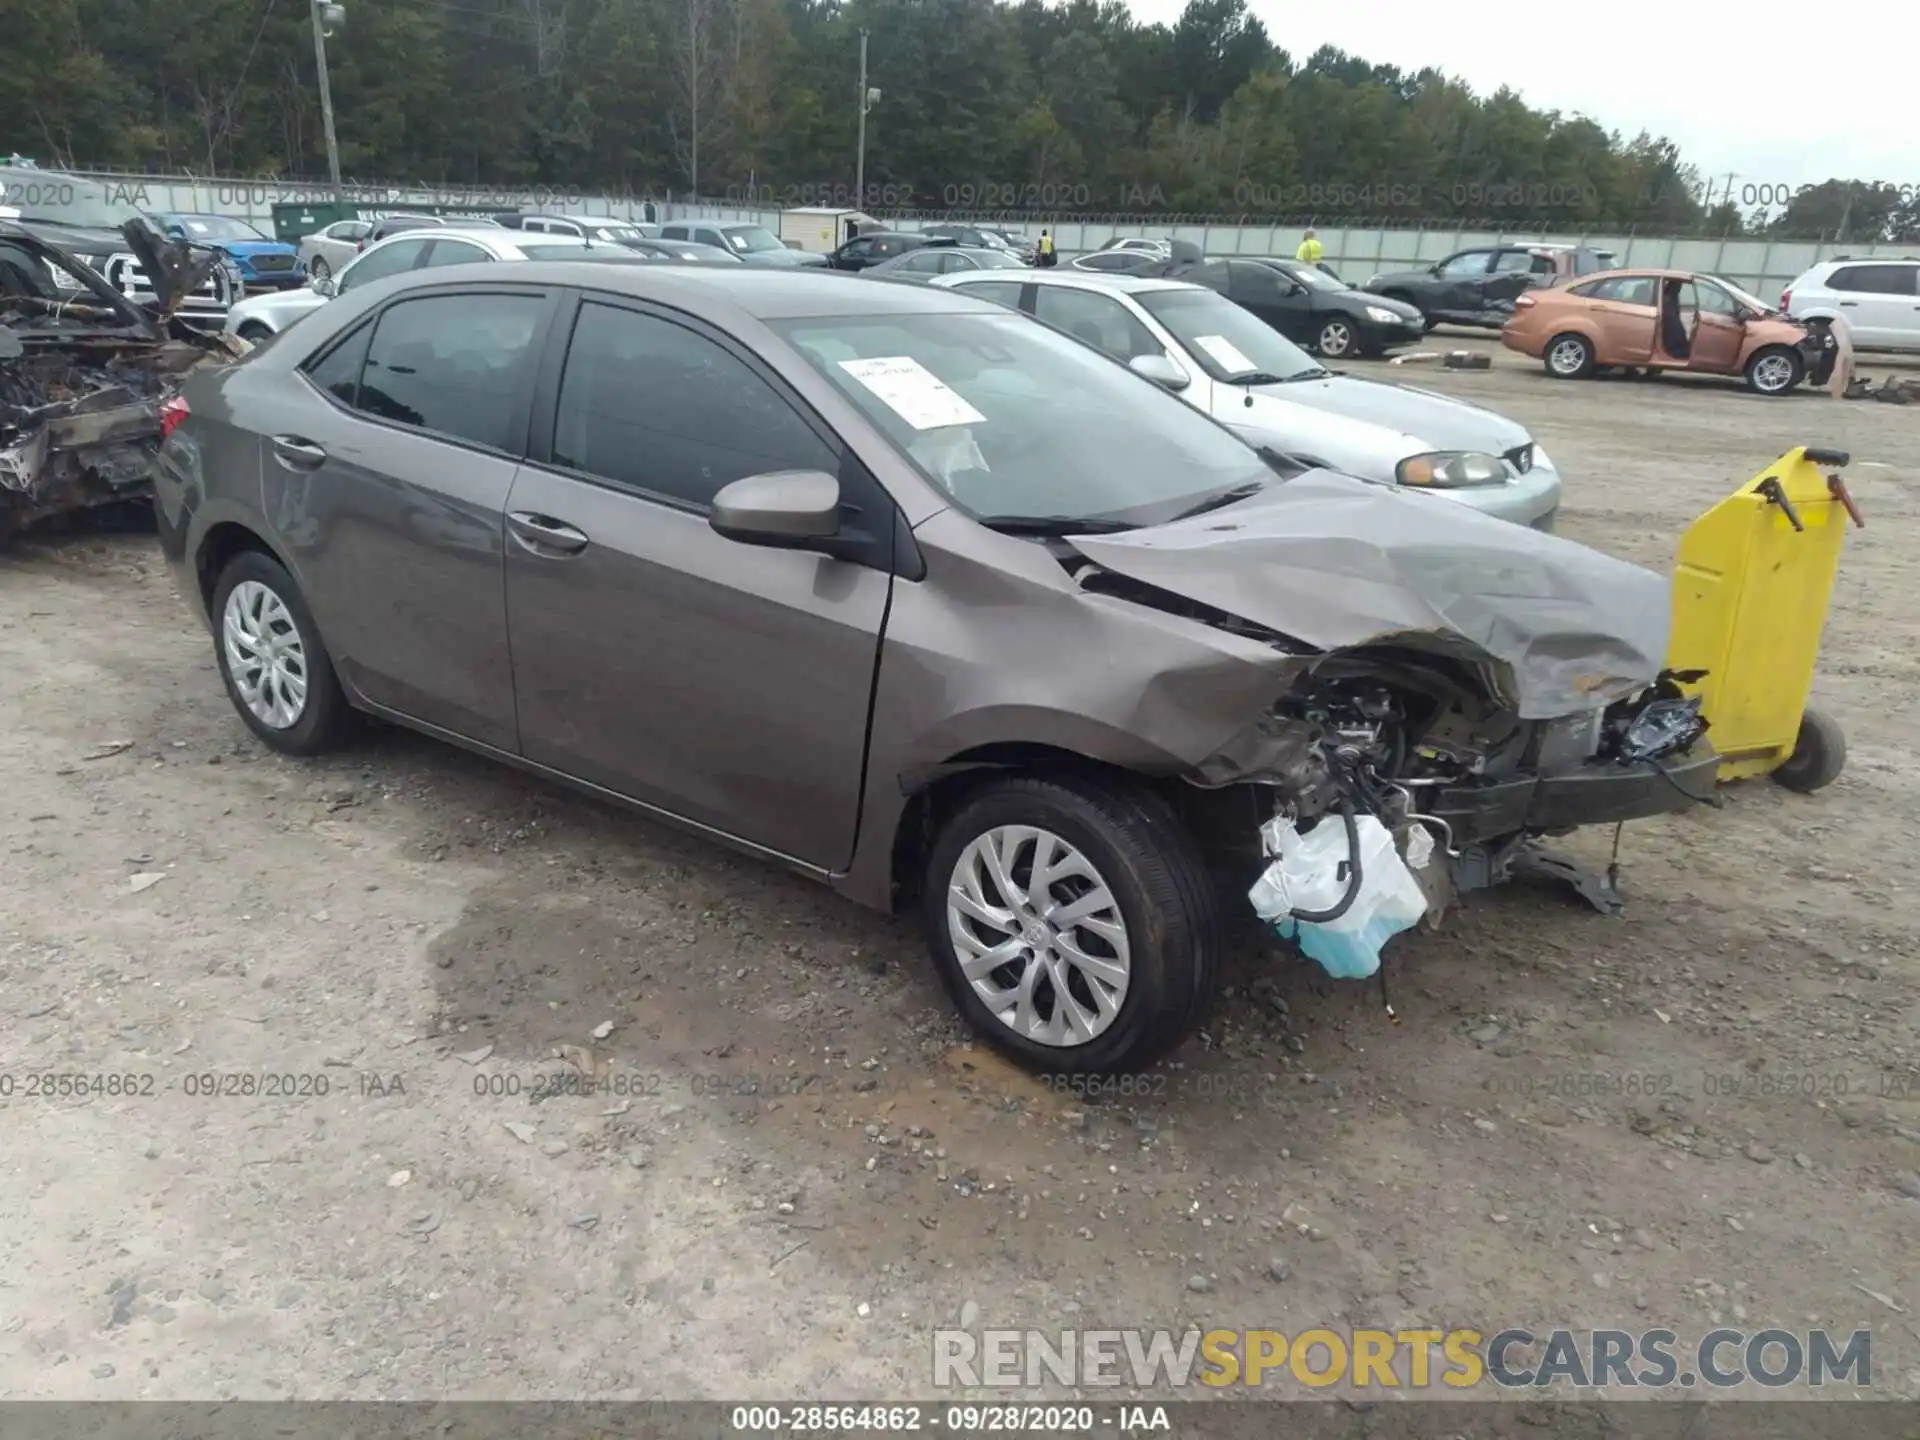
xmin=70 ymin=170 xmax=1918 ymax=299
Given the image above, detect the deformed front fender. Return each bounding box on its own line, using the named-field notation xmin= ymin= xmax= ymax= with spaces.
xmin=833 ymin=509 xmax=1310 ymax=911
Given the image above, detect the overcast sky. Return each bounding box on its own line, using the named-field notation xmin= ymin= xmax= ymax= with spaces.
xmin=1122 ymin=0 xmax=1912 ymax=199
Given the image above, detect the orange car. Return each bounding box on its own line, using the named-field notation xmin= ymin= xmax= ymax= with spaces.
xmin=1501 ymin=269 xmax=1824 ymax=395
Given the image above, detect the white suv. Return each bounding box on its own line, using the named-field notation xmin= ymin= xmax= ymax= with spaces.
xmin=1782 ymin=257 xmax=1920 ymax=351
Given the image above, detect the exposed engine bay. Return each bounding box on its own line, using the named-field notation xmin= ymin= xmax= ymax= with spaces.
xmin=1 ymin=219 xmax=243 ymax=541
xmin=1193 ymin=650 xmax=1713 ymax=981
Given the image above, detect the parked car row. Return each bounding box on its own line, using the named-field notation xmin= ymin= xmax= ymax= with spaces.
xmin=153 ymin=258 xmax=1714 ymax=1074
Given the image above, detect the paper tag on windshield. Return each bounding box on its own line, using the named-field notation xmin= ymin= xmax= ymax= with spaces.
xmin=1193 ymin=334 xmax=1256 ymax=375
xmin=838 ymin=356 xmax=986 ymax=431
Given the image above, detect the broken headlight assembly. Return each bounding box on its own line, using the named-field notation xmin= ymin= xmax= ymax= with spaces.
xmin=1396 ymin=451 xmax=1507 ymax=488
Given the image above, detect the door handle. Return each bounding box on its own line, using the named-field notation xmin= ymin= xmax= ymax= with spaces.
xmin=1839 ymin=300 xmax=1858 ymax=307
xmin=507 ymin=510 xmax=590 ymax=556
xmin=270 ymin=435 xmax=327 ymax=469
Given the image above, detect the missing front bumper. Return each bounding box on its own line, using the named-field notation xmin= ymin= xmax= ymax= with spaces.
xmin=1421 ymin=744 xmax=1720 ymax=847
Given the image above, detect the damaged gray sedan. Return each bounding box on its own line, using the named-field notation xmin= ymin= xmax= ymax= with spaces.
xmin=153 ymin=265 xmax=1715 ymax=1073
xmin=2 ymin=219 xmax=242 ymax=540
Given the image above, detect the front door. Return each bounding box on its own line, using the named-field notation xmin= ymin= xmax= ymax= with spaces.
xmin=1430 ymin=250 xmax=1494 ymax=319
xmin=261 ymin=286 xmax=555 ymax=751
xmin=501 ymin=294 xmax=894 ymax=869
xmin=1686 ymin=279 xmax=1748 ymax=373
xmin=1227 ymin=261 xmax=1312 ymax=341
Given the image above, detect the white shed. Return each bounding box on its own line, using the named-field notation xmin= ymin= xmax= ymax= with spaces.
xmin=779 ymin=207 xmax=879 ymax=253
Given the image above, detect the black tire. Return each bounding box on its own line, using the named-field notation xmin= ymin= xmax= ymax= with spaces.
xmin=922 ymin=773 xmax=1219 ymax=1075
xmin=1315 ymin=316 xmax=1357 ymax=358
xmin=236 ymin=321 xmax=273 ymax=342
xmin=210 ymin=549 xmax=354 ymax=757
xmin=309 ymin=256 xmax=331 ymax=282
xmin=1773 ymin=707 xmax=1845 ymax=793
xmin=1745 ymin=344 xmax=1804 ymax=396
xmin=1544 ymin=332 xmax=1595 ymax=380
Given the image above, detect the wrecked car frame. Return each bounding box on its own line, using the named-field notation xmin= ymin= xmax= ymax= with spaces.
xmin=154 ymin=267 xmax=1715 ymax=1075
xmin=1 ymin=218 xmax=241 ymax=540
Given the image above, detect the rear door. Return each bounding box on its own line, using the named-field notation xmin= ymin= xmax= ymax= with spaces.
xmin=264 ymin=284 xmax=558 ymax=750
xmin=500 ymin=292 xmax=895 ymax=868
xmin=1582 ymin=273 xmax=1657 ymax=362
xmin=1486 ymin=248 xmax=1554 ymax=314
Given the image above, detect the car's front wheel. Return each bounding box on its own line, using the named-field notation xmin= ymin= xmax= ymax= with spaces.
xmin=923 ymin=773 xmax=1218 ymax=1075
xmin=211 ymin=550 xmax=353 ymax=756
xmin=1745 ymin=345 xmax=1803 ymax=396
xmin=1315 ymin=316 xmax=1357 ymax=358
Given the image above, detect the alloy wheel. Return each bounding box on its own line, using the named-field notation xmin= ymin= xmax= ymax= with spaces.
xmin=1318 ymin=320 xmax=1353 ymax=357
xmin=945 ymin=825 xmax=1131 ymax=1048
xmin=1548 ymin=337 xmax=1589 ymax=375
xmin=1751 ymin=353 xmax=1796 ymax=393
xmin=222 ymin=580 xmax=309 ymax=729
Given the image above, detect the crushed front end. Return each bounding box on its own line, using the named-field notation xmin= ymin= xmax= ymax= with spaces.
xmin=1192 ymin=651 xmax=1715 ymax=979
xmin=1 ymin=219 xmax=240 ymax=541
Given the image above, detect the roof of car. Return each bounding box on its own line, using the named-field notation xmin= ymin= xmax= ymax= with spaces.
xmin=374 ymin=261 xmax=1007 ymax=320
xmin=959 ymin=269 xmax=1200 ymax=296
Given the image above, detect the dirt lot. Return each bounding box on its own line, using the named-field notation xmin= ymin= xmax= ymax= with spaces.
xmin=2 ymin=336 xmax=1918 ymax=1405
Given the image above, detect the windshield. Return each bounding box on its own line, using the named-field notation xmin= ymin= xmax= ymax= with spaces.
xmin=170 ymin=215 xmax=267 ymax=241
xmin=1137 ymin=289 xmax=1325 ymax=382
xmin=1 ymin=168 xmax=144 ymax=229
xmin=1710 ymin=275 xmax=1774 ymax=312
xmin=772 ymin=311 xmax=1275 ymax=527
xmin=723 ymin=226 xmax=784 ymax=254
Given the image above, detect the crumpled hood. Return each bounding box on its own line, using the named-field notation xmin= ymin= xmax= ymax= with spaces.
xmin=1067 ymin=469 xmax=1670 ymax=719
xmin=1270 ymin=376 xmax=1532 ymax=456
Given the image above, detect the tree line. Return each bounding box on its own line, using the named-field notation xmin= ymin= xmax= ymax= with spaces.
xmin=3 ymin=0 xmax=1915 ymax=241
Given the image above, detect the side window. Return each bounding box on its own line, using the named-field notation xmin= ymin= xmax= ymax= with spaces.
xmin=897 ymin=251 xmax=944 ymax=273
xmin=1081 ymin=252 xmax=1132 ymax=272
xmin=840 ymin=237 xmax=874 ymax=262
xmin=337 ymin=236 xmax=430 ymax=292
xmin=356 ymin=293 xmax=546 ymax=451
xmin=1589 ymin=275 xmax=1655 ymax=305
xmin=1228 ymin=261 xmax=1288 ymax=297
xmin=1186 ymin=261 xmax=1232 ymax=290
xmin=1491 ymin=249 xmax=1536 ymax=274
xmin=1437 ymin=251 xmax=1491 ymax=278
xmin=660 ymin=224 xmax=688 ymax=241
xmin=1830 ymin=264 xmax=1917 ymax=296
xmin=552 ymin=301 xmax=838 ymax=509
xmin=955 ymin=280 xmax=1023 ymax=309
xmin=301 ymin=320 xmax=375 ymax=407
xmin=1530 ymin=253 xmax=1559 ymax=276
xmin=1033 ymin=288 xmax=1161 ymax=361
xmin=421 ymin=239 xmax=491 ymax=267
xmin=1691 ymin=281 xmax=1741 ymax=317
xmin=696 ymin=228 xmax=726 ymax=249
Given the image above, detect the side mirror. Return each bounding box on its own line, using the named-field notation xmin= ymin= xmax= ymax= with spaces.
xmin=310 ymin=276 xmax=337 ymax=297
xmin=709 ymin=470 xmax=842 ymax=549
xmin=1129 ymin=353 xmax=1191 ymax=391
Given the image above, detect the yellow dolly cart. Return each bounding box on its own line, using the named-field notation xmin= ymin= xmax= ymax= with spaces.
xmin=1666 ymin=445 xmax=1865 ymax=793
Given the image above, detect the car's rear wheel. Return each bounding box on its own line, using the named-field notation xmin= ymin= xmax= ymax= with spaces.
xmin=923 ymin=773 xmax=1217 ymax=1075
xmin=236 ymin=321 xmax=273 ymax=342
xmin=1315 ymin=317 xmax=1357 ymax=358
xmin=309 ymin=256 xmax=331 ymax=282
xmin=211 ymin=550 xmax=353 ymax=756
xmin=1544 ymin=333 xmax=1596 ymax=379
xmin=1745 ymin=345 xmax=1803 ymax=396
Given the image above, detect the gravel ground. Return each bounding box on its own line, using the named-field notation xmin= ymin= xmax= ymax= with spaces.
xmin=2 ymin=333 xmax=1917 ymax=1405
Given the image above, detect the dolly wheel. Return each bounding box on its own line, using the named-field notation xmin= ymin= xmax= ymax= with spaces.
xmin=1773 ymin=708 xmax=1846 ymax=793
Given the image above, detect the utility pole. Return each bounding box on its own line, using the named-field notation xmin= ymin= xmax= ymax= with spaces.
xmin=855 ymin=31 xmax=869 ymax=209
xmin=311 ymin=0 xmax=345 ymax=201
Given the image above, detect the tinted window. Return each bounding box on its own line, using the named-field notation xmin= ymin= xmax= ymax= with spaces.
xmin=355 ymin=293 xmax=545 ymax=451
xmin=1491 ymin=250 xmax=1537 ymax=274
xmin=660 ymin=225 xmax=689 ymax=240
xmin=302 ymin=321 xmax=374 ymax=407
xmin=1585 ymin=274 xmax=1656 ymax=305
xmin=1185 ymin=261 xmax=1231 ymax=290
xmin=1829 ymin=264 xmax=1918 ymax=296
xmin=1033 ymin=288 xmax=1162 ymax=362
xmin=896 ymin=251 xmax=946 ymax=273
xmin=1077 ymin=252 xmax=1135 ymax=272
xmin=953 ymin=279 xmax=1023 ymax=309
xmin=1229 ymin=261 xmax=1291 ymax=296
xmin=1437 ymin=251 xmax=1490 ymax=278
xmin=422 ymin=238 xmax=492 ymax=267
xmin=552 ymin=302 xmax=836 ymax=508
xmin=338 ymin=237 xmax=430 ymax=291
